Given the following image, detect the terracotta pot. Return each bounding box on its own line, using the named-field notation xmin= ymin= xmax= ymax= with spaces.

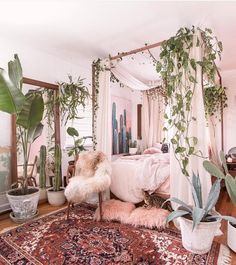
xmin=179 ymin=212 xmax=221 ymax=254
xmin=47 ymin=188 xmax=66 ymax=206
xmin=228 ymin=221 xmax=236 ymax=252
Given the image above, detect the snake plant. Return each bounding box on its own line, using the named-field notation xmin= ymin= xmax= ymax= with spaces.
xmin=163 ymin=171 xmax=236 ymax=230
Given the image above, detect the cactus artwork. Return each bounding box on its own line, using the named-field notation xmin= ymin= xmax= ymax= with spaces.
xmin=111 ymin=97 xmax=132 ymax=154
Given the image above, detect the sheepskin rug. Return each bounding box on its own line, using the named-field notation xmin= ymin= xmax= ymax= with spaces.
xmin=125 ymin=207 xmax=169 ymax=229
xmin=65 ymin=151 xmax=111 ymax=204
xmin=94 ymin=199 xmax=135 ymax=222
xmin=94 ymin=199 xmax=169 ymax=229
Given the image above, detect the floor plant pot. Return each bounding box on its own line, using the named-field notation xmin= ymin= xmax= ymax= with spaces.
xmin=129 ymin=148 xmax=138 ymax=155
xmin=228 ymin=221 xmax=236 ymax=252
xmin=6 ymin=187 xmax=40 ymax=221
xmin=179 ymin=214 xmax=221 ymax=254
xmin=47 ymin=188 xmax=66 ymax=206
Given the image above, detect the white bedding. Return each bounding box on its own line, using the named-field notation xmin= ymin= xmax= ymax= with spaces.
xmin=110 ymin=153 xmax=170 ymax=203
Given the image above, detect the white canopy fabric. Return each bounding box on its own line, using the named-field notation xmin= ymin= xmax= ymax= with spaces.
xmin=170 ymin=31 xmax=212 ymax=208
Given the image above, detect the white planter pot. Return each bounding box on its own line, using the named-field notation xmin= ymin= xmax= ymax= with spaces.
xmin=47 ymin=188 xmax=66 ymax=206
xmin=179 ymin=214 xmax=221 ymax=254
xmin=6 ymin=187 xmax=40 ymax=220
xmin=129 ymin=147 xmax=138 ymax=155
xmin=39 ymin=188 xmax=48 ymax=202
xmin=228 ymin=221 xmax=236 ymax=252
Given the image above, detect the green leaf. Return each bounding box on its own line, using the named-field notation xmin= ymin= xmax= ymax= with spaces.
xmin=8 ymin=54 xmax=23 ymax=91
xmin=204 ymin=179 xmax=221 ymax=215
xmin=192 ymin=172 xmax=203 ymax=208
xmin=193 ymin=137 xmax=198 ymax=145
xmin=218 ymin=41 xmax=223 ymax=52
xmin=0 ymin=70 xmax=25 ymax=114
xmin=162 ymin=197 xmax=192 ymax=212
xmin=67 ymin=127 xmax=79 ymax=137
xmin=192 ymin=207 xmax=206 ymax=230
xmin=225 ymin=174 xmax=236 ymax=205
xmin=189 ymin=75 xmax=197 ymax=83
xmin=166 ymin=210 xmax=189 ymax=224
xmin=203 ymin=160 xmax=226 ymax=179
xmin=156 ymin=61 xmax=162 ymax=73
xmin=220 ymin=151 xmax=228 ymax=174
xmin=17 ymin=92 xmax=44 ymax=129
xmin=205 ymin=215 xmax=236 ymax=225
xmin=27 ymin=122 xmax=44 ymax=143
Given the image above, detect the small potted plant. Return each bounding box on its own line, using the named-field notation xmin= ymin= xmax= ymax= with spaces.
xmin=38 ymin=145 xmax=47 ymax=202
xmin=203 ymin=151 xmax=236 ymax=252
xmin=129 ymin=140 xmax=138 ymax=155
xmin=47 ymin=144 xmax=66 ymax=206
xmin=0 ymin=55 xmax=44 ymax=222
xmin=163 ymin=171 xmax=236 ymax=254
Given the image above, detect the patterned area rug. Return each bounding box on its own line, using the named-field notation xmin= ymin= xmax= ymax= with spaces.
xmin=0 ymin=204 xmax=231 ymax=265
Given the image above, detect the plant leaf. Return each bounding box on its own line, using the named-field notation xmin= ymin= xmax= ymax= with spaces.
xmin=67 ymin=127 xmax=79 ymax=137
xmin=8 ymin=54 xmax=23 ymax=91
xmin=0 ymin=70 xmax=25 ymax=114
xmin=192 ymin=207 xmax=206 ymax=230
xmin=27 ymin=122 xmax=44 ymax=143
xmin=204 ymin=179 xmax=221 ymax=215
xmin=220 ymin=151 xmax=228 ymax=174
xmin=192 ymin=172 xmax=203 ymax=208
xmin=166 ymin=210 xmax=189 ymax=224
xmin=225 ymin=174 xmax=236 ymax=205
xmin=17 ymin=92 xmax=44 ymax=129
xmin=206 ymin=215 xmax=236 ymax=225
xmin=162 ymin=197 xmax=192 ymax=212
xmin=203 ymin=160 xmax=225 ymax=179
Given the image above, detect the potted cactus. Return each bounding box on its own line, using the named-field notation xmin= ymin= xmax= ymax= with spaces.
xmin=129 ymin=140 xmax=138 ymax=155
xmin=203 ymin=151 xmax=236 ymax=252
xmin=47 ymin=144 xmax=66 ymax=206
xmin=163 ymin=171 xmax=236 ymax=254
xmin=38 ymin=145 xmax=47 ymax=202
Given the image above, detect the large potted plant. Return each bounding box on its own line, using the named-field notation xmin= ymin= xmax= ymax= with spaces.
xmin=0 ymin=55 xmax=44 ymax=221
xmin=163 ymin=171 xmax=236 ymax=254
xmin=47 ymin=144 xmax=66 ymax=206
xmin=203 ymin=151 xmax=236 ymax=252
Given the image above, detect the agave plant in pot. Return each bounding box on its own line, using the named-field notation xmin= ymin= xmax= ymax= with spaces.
xmin=47 ymin=144 xmax=66 ymax=206
xmin=0 ymin=55 xmax=44 ymax=222
xmin=163 ymin=171 xmax=236 ymax=254
xmin=203 ymin=151 xmax=236 ymax=252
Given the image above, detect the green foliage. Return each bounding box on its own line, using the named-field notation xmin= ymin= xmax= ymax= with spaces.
xmin=204 ymin=85 xmax=227 ymax=118
xmin=0 ymin=55 xmax=44 ymax=193
xmin=156 ymin=26 xmax=225 ymax=176
xmin=129 ymin=140 xmax=137 ymax=148
xmin=66 ymin=127 xmax=89 ymax=158
xmin=53 ymin=144 xmax=61 ymax=192
xmin=39 ymin=145 xmax=47 ymax=189
xmin=163 ymin=171 xmax=236 ymax=230
xmin=203 ymin=151 xmax=236 ymax=205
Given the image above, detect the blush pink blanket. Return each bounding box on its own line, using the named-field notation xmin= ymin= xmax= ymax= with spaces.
xmin=111 ymin=153 xmax=170 ymax=203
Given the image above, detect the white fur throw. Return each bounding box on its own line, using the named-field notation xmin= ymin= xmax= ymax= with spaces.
xmin=94 ymin=199 xmax=136 ymax=222
xmin=64 ymin=159 xmax=111 ymax=203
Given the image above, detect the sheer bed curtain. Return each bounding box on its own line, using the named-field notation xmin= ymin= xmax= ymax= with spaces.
xmin=142 ymin=93 xmax=165 ymax=149
xmin=170 ymin=31 xmax=212 ymax=207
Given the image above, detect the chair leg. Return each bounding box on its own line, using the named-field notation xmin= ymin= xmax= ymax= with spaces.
xmin=67 ymin=202 xmax=71 ymax=220
xmin=98 ymin=192 xmax=103 ymax=221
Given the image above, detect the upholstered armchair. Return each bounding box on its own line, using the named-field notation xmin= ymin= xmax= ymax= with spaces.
xmin=64 ymin=151 xmax=111 ymax=220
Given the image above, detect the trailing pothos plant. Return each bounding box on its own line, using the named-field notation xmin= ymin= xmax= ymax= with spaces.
xmin=156 ymin=26 xmax=227 ymax=176
xmin=0 ymin=55 xmax=44 ymax=194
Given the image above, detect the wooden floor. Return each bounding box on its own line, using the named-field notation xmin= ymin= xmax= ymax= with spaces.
xmin=0 ymin=191 xmax=236 ymax=264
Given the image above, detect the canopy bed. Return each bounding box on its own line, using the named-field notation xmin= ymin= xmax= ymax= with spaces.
xmin=91 ymin=27 xmax=226 ymax=207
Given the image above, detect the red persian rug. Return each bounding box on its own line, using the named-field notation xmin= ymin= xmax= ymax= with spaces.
xmin=0 ymin=204 xmax=231 ymax=265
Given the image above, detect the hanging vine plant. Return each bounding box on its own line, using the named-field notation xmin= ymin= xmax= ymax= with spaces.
xmin=156 ymin=26 xmax=226 ymax=176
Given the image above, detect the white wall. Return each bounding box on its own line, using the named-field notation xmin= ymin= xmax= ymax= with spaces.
xmin=222 ymin=69 xmax=236 ymax=153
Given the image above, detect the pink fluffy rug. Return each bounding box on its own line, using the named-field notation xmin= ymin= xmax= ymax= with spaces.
xmin=94 ymin=199 xmax=169 ymax=229
xmin=94 ymin=199 xmax=135 ymax=222
xmin=125 ymin=207 xmax=169 ymax=229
